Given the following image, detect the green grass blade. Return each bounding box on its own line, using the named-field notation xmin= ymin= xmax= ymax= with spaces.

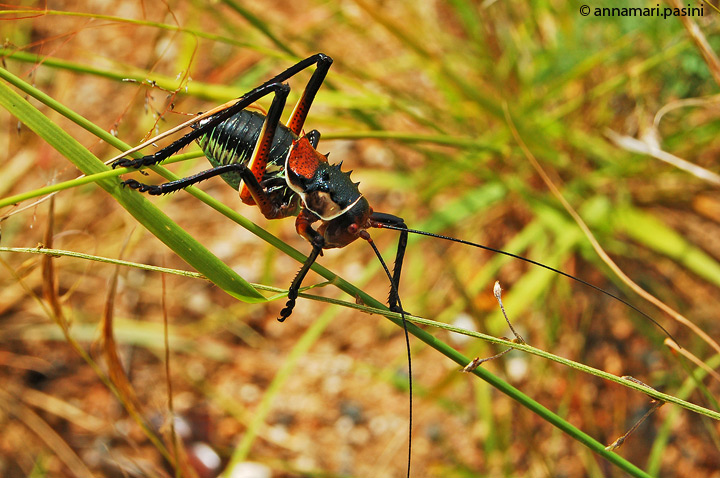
xmin=0 ymin=69 xmax=266 ymax=303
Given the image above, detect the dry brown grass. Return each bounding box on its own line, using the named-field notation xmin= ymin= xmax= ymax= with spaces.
xmin=2 ymin=1 xmax=720 ymax=477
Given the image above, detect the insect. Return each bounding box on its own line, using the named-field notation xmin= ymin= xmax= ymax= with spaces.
xmin=113 ymin=53 xmax=409 ymax=323
xmin=113 ymin=53 xmax=675 ymax=477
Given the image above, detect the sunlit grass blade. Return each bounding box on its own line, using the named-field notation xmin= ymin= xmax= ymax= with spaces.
xmin=0 ymin=69 xmax=266 ymax=303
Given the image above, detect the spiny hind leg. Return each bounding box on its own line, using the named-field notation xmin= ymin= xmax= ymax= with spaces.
xmin=276 ymin=54 xmax=333 ymax=136
xmin=113 ymin=53 xmax=333 ymax=170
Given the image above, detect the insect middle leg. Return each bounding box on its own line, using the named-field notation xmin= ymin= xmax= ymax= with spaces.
xmin=284 ymin=54 xmax=332 ymax=135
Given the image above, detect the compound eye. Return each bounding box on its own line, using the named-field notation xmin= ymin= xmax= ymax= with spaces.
xmin=347 ymin=223 xmax=359 ymax=235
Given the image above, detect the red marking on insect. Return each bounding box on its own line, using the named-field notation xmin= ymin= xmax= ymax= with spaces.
xmin=288 ymin=136 xmax=327 ymax=179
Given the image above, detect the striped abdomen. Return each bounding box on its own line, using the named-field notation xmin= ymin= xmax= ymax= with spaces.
xmin=197 ymin=109 xmax=298 ymax=191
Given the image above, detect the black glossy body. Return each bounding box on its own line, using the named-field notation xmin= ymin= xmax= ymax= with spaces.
xmin=198 ymin=109 xmax=300 ymax=215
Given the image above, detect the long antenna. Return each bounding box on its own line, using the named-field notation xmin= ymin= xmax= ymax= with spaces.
xmin=360 ymin=231 xmax=412 ymax=478
xmin=375 ymin=223 xmax=679 ymax=345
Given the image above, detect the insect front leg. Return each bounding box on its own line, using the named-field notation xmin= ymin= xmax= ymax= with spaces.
xmin=369 ymin=212 xmax=409 ymax=312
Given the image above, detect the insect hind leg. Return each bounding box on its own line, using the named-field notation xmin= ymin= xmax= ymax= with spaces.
xmin=112 ymin=82 xmax=288 ymax=170
xmin=112 ymin=54 xmax=333 ymax=170
xmin=283 ymin=54 xmax=333 ymax=135
xmin=239 ymin=82 xmax=290 ymax=206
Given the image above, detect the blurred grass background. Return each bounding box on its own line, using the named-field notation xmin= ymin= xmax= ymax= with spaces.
xmin=1 ymin=0 xmax=720 ymax=476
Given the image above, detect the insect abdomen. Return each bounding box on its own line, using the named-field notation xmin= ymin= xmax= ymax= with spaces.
xmin=197 ymin=110 xmax=297 ymax=190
